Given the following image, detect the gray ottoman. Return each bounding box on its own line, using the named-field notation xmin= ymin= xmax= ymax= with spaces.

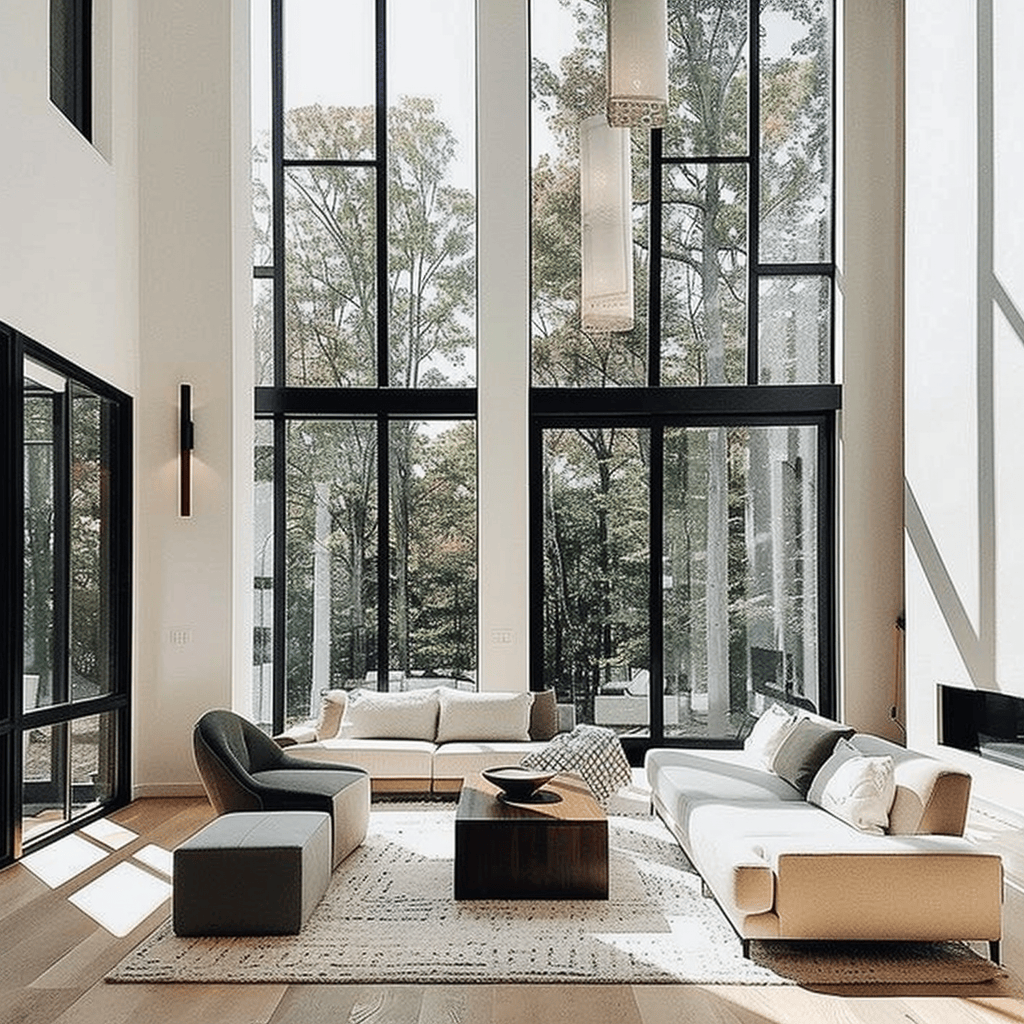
xmin=173 ymin=810 xmax=331 ymax=936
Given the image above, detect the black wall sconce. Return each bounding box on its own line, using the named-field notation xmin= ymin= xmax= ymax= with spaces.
xmin=180 ymin=382 xmax=195 ymax=516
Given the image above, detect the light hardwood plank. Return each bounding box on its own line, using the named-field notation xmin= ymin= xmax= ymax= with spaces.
xmin=492 ymin=983 xmax=642 ymax=1024
xmin=418 ymin=984 xmax=495 ymax=1024
xmin=51 ymin=982 xmax=287 ymax=1024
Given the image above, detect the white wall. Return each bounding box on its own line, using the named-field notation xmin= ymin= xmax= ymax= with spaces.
xmin=132 ymin=0 xmax=247 ymax=795
xmin=904 ymin=0 xmax=1024 ymax=808
xmin=0 ymin=0 xmax=138 ymax=391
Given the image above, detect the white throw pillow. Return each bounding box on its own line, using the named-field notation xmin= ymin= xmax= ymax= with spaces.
xmin=807 ymin=737 xmax=896 ymax=835
xmin=339 ymin=687 xmax=439 ymax=741
xmin=743 ymin=703 xmax=798 ymax=770
xmin=435 ymin=689 xmax=534 ymax=744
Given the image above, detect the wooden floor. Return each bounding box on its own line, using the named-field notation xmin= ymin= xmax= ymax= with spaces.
xmin=2 ymin=797 xmax=1023 ymax=1024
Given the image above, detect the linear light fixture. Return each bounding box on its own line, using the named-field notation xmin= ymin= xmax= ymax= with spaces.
xmin=606 ymin=0 xmax=668 ymax=128
xmin=580 ymin=114 xmax=634 ymax=333
xmin=179 ymin=382 xmax=194 ymax=517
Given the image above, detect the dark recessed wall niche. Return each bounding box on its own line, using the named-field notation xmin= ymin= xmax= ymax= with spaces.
xmin=939 ymin=684 xmax=1024 ymax=771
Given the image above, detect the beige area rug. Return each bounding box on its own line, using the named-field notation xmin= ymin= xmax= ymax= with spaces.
xmin=107 ymin=803 xmax=1002 ymax=987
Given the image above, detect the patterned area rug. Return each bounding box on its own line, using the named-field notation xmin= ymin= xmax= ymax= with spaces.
xmin=107 ymin=803 xmax=1002 ymax=986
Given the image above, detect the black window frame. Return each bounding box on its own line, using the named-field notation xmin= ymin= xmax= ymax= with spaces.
xmin=528 ymin=0 xmax=839 ymax=754
xmin=254 ymin=0 xmax=479 ymax=735
xmin=0 ymin=320 xmax=132 ymax=867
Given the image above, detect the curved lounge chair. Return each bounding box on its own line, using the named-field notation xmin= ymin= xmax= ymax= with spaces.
xmin=193 ymin=708 xmax=370 ymax=867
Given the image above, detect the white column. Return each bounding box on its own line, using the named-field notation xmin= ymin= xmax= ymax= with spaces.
xmin=476 ymin=0 xmax=530 ymax=692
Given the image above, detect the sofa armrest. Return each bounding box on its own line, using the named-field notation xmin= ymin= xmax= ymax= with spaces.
xmin=272 ymin=723 xmax=317 ymax=748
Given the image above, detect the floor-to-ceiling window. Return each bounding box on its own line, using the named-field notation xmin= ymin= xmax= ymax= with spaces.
xmin=251 ymin=0 xmax=478 ymax=733
xmin=530 ymin=0 xmax=837 ymax=751
xmin=0 ymin=322 xmax=132 ymax=866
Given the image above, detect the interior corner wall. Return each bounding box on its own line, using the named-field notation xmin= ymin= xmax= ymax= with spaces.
xmin=0 ymin=0 xmax=138 ymax=392
xmin=904 ymin=0 xmax=1024 ymax=815
xmin=134 ymin=0 xmax=243 ymax=796
xmin=837 ymin=0 xmax=906 ymax=739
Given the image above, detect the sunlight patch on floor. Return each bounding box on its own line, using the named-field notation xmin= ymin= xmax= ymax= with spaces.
xmin=132 ymin=843 xmax=173 ymax=877
xmin=68 ymin=861 xmax=172 ymax=937
xmin=81 ymin=817 xmax=138 ymax=850
xmin=21 ymin=833 xmax=108 ymax=888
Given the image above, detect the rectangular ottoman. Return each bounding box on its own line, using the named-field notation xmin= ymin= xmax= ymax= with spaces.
xmin=173 ymin=810 xmax=331 ymax=936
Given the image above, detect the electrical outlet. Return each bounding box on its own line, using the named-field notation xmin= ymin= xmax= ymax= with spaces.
xmin=490 ymin=629 xmax=513 ymax=645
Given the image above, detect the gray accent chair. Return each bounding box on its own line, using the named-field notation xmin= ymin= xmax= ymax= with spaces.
xmin=193 ymin=708 xmax=370 ymax=868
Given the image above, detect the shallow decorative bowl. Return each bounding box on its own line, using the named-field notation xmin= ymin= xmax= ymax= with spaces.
xmin=481 ymin=766 xmax=557 ymax=802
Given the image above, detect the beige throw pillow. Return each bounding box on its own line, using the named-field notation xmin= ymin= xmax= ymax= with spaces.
xmin=435 ymin=689 xmax=534 ymax=744
xmin=339 ymin=687 xmax=440 ymax=741
xmin=743 ymin=703 xmax=797 ymax=769
xmin=807 ymin=737 xmax=896 ymax=834
xmin=314 ymin=689 xmax=350 ymax=740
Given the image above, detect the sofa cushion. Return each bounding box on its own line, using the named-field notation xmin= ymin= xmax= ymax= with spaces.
xmin=286 ymin=737 xmax=436 ymax=779
xmin=807 ymin=737 xmax=896 ymax=835
xmin=433 ymin=740 xmax=551 ymax=782
xmin=743 ymin=703 xmax=798 ymax=770
xmin=528 ymin=688 xmax=559 ymax=741
xmin=771 ymin=717 xmax=854 ymax=796
xmin=339 ymin=688 xmax=439 ymax=741
xmin=315 ymin=689 xmax=349 ymax=740
xmin=435 ymin=689 xmax=533 ymax=743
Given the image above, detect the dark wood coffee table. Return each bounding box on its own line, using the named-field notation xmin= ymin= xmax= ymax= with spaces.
xmin=454 ymin=772 xmax=608 ymax=900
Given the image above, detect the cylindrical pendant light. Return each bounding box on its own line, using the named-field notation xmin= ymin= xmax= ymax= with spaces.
xmin=606 ymin=0 xmax=668 ymax=128
xmin=580 ymin=113 xmax=634 ymax=333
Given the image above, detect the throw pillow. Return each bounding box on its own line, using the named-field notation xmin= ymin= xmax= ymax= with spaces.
xmin=743 ymin=703 xmax=798 ymax=769
xmin=435 ymin=689 xmax=534 ymax=743
xmin=314 ymin=689 xmax=349 ymax=741
xmin=528 ymin=688 xmax=559 ymax=741
xmin=339 ymin=687 xmax=440 ymax=741
xmin=807 ymin=737 xmax=896 ymax=834
xmin=520 ymin=724 xmax=632 ymax=805
xmin=771 ymin=717 xmax=855 ymax=796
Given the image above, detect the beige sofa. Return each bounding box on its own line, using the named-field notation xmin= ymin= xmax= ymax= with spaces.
xmin=645 ymin=716 xmax=1004 ymax=961
xmin=275 ymin=686 xmax=574 ymax=796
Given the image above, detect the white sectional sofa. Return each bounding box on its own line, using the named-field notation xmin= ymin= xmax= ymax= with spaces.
xmin=645 ymin=708 xmax=1004 ymax=961
xmin=275 ymin=686 xmax=574 ymax=796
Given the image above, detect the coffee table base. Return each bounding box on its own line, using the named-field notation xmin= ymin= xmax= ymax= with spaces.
xmin=454 ymin=773 xmax=609 ymax=900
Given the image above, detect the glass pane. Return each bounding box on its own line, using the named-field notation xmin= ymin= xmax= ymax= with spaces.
xmin=71 ymin=713 xmax=116 ymax=814
xmin=284 ymin=166 xmax=377 ymax=386
xmin=661 ymin=163 xmax=748 ymax=385
xmin=758 ymin=275 xmax=831 ymax=384
xmin=530 ymin=0 xmax=649 ymax=388
xmin=663 ymin=0 xmax=749 ymax=158
xmin=542 ymin=427 xmax=650 ymax=734
xmin=252 ymin=420 xmax=275 ymax=729
xmin=285 ymin=420 xmax=378 ymax=726
xmin=69 ymin=383 xmax=114 ymax=701
xmin=253 ymin=277 xmax=273 ymax=388
xmin=283 ymin=0 xmax=375 ymax=161
xmin=388 ymin=421 xmax=477 ymax=691
xmin=759 ymin=0 xmax=833 ymax=263
xmin=23 ymin=723 xmax=67 ymax=843
xmin=663 ymin=425 xmax=819 ymax=739
xmin=251 ymin=0 xmax=272 ymax=266
xmin=387 ymin=0 xmax=477 ymax=388
xmin=24 ymin=369 xmax=59 ymax=712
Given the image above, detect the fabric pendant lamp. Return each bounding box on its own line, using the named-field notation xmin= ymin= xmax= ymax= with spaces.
xmin=606 ymin=0 xmax=668 ymax=128
xmin=580 ymin=113 xmax=634 ymax=333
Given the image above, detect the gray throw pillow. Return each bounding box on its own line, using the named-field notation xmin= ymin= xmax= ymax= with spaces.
xmin=771 ymin=717 xmax=854 ymax=796
xmin=528 ymin=689 xmax=559 ymax=741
